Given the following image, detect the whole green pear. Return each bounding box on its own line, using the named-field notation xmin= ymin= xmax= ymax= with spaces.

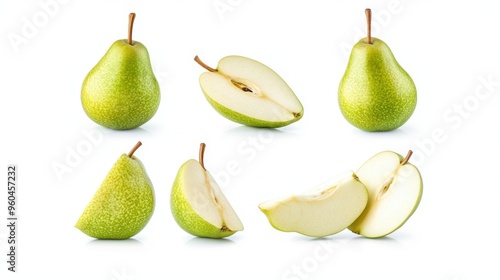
xmin=338 ymin=9 xmax=416 ymax=131
xmin=75 ymin=142 xmax=155 ymax=239
xmin=81 ymin=13 xmax=160 ymax=130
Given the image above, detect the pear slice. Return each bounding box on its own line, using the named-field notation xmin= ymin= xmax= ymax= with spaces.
xmin=348 ymin=151 xmax=423 ymax=238
xmin=170 ymin=143 xmax=243 ymax=238
xmin=259 ymin=172 xmax=368 ymax=237
xmin=194 ymin=55 xmax=303 ymax=128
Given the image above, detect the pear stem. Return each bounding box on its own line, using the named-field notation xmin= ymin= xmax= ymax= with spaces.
xmin=194 ymin=56 xmax=217 ymax=72
xmin=401 ymin=150 xmax=413 ymax=165
xmin=128 ymin=13 xmax=136 ymax=45
xmin=365 ymin=8 xmax=372 ymax=44
xmin=128 ymin=141 xmax=142 ymax=158
xmin=199 ymin=143 xmax=207 ymax=170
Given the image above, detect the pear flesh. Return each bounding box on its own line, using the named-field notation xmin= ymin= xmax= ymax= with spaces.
xmin=338 ymin=38 xmax=416 ymax=131
xmin=198 ymin=55 xmax=303 ymax=128
xmin=259 ymin=172 xmax=368 ymax=237
xmin=75 ymin=149 xmax=155 ymax=239
xmin=348 ymin=151 xmax=423 ymax=238
xmin=171 ymin=159 xmax=243 ymax=238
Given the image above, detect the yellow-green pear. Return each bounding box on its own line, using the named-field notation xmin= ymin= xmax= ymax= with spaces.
xmin=170 ymin=143 xmax=243 ymax=238
xmin=75 ymin=142 xmax=155 ymax=239
xmin=81 ymin=13 xmax=160 ymax=130
xmin=194 ymin=55 xmax=303 ymax=128
xmin=338 ymin=9 xmax=416 ymax=131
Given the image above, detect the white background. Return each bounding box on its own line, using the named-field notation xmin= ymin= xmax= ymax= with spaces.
xmin=1 ymin=0 xmax=500 ymax=279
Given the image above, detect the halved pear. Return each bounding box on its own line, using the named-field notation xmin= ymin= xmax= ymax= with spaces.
xmin=259 ymin=171 xmax=368 ymax=237
xmin=348 ymin=151 xmax=423 ymax=238
xmin=170 ymin=143 xmax=243 ymax=238
xmin=194 ymin=55 xmax=303 ymax=128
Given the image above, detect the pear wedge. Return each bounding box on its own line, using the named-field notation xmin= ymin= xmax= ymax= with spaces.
xmin=170 ymin=143 xmax=243 ymax=238
xmin=259 ymin=172 xmax=368 ymax=237
xmin=348 ymin=150 xmax=423 ymax=238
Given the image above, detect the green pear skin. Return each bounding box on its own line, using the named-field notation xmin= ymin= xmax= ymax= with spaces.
xmin=81 ymin=14 xmax=160 ymax=130
xmin=170 ymin=160 xmax=238 ymax=238
xmin=75 ymin=147 xmax=155 ymax=239
xmin=203 ymin=94 xmax=301 ymax=128
xmin=81 ymin=40 xmax=160 ymax=130
xmin=338 ymin=38 xmax=417 ymax=131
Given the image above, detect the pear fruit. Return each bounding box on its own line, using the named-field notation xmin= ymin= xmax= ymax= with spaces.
xmin=81 ymin=13 xmax=160 ymax=130
xmin=75 ymin=142 xmax=155 ymax=239
xmin=259 ymin=171 xmax=368 ymax=237
xmin=170 ymin=143 xmax=243 ymax=238
xmin=338 ymin=9 xmax=416 ymax=131
xmin=348 ymin=150 xmax=423 ymax=238
xmin=194 ymin=55 xmax=303 ymax=128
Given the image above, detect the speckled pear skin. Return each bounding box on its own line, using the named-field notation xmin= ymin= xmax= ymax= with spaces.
xmin=202 ymin=92 xmax=302 ymax=128
xmin=170 ymin=160 xmax=237 ymax=238
xmin=81 ymin=39 xmax=160 ymax=130
xmin=338 ymin=38 xmax=416 ymax=131
xmin=75 ymin=154 xmax=155 ymax=239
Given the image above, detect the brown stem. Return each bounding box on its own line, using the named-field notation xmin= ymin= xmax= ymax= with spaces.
xmin=199 ymin=143 xmax=207 ymax=170
xmin=365 ymin=8 xmax=372 ymax=44
xmin=194 ymin=56 xmax=217 ymax=72
xmin=128 ymin=141 xmax=142 ymax=157
xmin=128 ymin=13 xmax=136 ymax=45
xmin=401 ymin=150 xmax=413 ymax=165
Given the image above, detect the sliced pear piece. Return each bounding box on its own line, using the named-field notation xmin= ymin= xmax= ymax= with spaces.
xmin=259 ymin=171 xmax=368 ymax=237
xmin=170 ymin=143 xmax=243 ymax=238
xmin=194 ymin=55 xmax=303 ymax=128
xmin=75 ymin=141 xmax=155 ymax=239
xmin=348 ymin=150 xmax=423 ymax=238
